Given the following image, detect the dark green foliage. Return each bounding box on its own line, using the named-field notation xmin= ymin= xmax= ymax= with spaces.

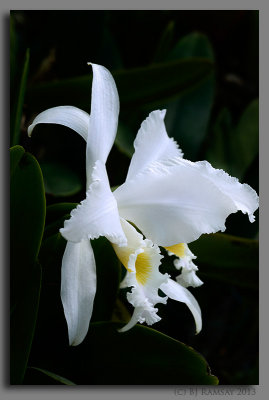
xmin=10 ymin=146 xmax=45 ymax=383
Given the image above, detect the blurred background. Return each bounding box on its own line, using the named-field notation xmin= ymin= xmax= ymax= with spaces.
xmin=10 ymin=10 xmax=259 ymax=385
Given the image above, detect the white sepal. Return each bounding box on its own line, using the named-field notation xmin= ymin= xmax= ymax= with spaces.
xmin=61 ymin=239 xmax=96 ymax=346
xmin=28 ymin=106 xmax=90 ymax=141
xmin=86 ymin=63 xmax=119 ymax=182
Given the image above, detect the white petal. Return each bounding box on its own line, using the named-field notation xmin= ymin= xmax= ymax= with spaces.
xmin=61 ymin=239 xmax=96 ymax=346
xmin=115 ymin=158 xmax=238 ymax=246
xmin=27 ymin=106 xmax=90 ymax=140
xmin=60 ymin=160 xmax=126 ymax=246
xmin=126 ymin=110 xmax=183 ymax=181
xmin=86 ymin=63 xmax=119 ymax=181
xmin=195 ymin=160 xmax=259 ymax=222
xmin=160 ymin=278 xmax=202 ymax=334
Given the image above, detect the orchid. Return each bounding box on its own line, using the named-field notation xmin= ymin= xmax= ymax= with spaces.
xmin=28 ymin=63 xmax=259 ymax=347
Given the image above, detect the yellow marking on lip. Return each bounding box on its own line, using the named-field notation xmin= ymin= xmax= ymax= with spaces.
xmin=112 ymin=245 xmax=152 ymax=285
xmin=164 ymin=243 xmax=185 ymax=258
xmin=135 ymin=252 xmax=152 ymax=285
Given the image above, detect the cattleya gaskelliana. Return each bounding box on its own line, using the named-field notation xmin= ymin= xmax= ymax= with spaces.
xmin=28 ymin=63 xmax=259 ymax=345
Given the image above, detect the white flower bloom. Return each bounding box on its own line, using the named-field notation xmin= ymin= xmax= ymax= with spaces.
xmin=28 ymin=63 xmax=259 ymax=346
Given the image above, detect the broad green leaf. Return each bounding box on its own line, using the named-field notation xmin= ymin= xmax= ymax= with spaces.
xmin=166 ymin=32 xmax=214 ymax=60
xmin=189 ymin=233 xmax=258 ymax=289
xmin=90 ymin=238 xmax=122 ymax=322
xmin=44 ymin=203 xmax=77 ymax=239
xmin=10 ymin=145 xmax=45 ymax=268
xmin=10 ymin=146 xmax=45 ymax=383
xmin=39 ymin=233 xmax=66 ymax=267
xmin=46 ymin=202 xmax=78 ymax=223
xmin=231 ymin=99 xmax=259 ymax=179
xmin=11 ymin=49 xmax=30 ymax=146
xmin=206 ymin=100 xmax=259 ymax=180
xmin=10 ymin=144 xmax=25 ymax=177
xmin=29 ymin=367 xmax=76 ymax=385
xmin=10 ymin=263 xmax=42 ymax=384
xmin=40 ymin=161 xmax=83 ymax=197
xmin=115 ymin=121 xmax=135 ymax=157
xmin=164 ymin=32 xmax=215 ymax=159
xmin=205 ymin=107 xmax=233 ymax=171
xmin=10 ymin=13 xmax=18 ymax=97
xmin=26 ymin=58 xmax=214 ymax=112
xmin=153 ymin=20 xmax=175 ymax=62
xmin=111 ymin=298 xmax=131 ymax=323
xmin=99 ymin=24 xmax=123 ymax=70
xmin=57 ymin=322 xmax=218 ymax=384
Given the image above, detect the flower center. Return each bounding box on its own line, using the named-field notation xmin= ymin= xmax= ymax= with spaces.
xmin=112 ymin=244 xmax=152 ymax=286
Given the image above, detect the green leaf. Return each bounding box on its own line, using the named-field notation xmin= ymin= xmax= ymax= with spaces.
xmin=111 ymin=298 xmax=131 ymax=323
xmin=44 ymin=202 xmax=77 ymax=238
xmin=40 ymin=161 xmax=83 ymax=197
xmin=99 ymin=23 xmax=123 ymax=70
xmin=10 ymin=144 xmax=25 ymax=177
xmin=10 ymin=146 xmax=46 ymax=268
xmin=153 ymin=20 xmax=175 ymax=62
xmin=44 ymin=203 xmax=76 ymax=239
xmin=167 ymin=31 xmax=214 ymax=60
xmin=206 ymin=100 xmax=259 ymax=180
xmin=59 ymin=322 xmax=218 ymax=384
xmin=231 ymin=99 xmax=259 ymax=179
xmin=11 ymin=49 xmax=30 ymax=146
xmin=189 ymin=233 xmax=258 ymax=289
xmin=90 ymin=238 xmax=122 ymax=322
xmin=39 ymin=232 xmax=66 ymax=265
xmin=115 ymin=121 xmax=135 ymax=157
xmin=10 ymin=145 xmax=45 ymax=383
xmin=205 ymin=107 xmax=233 ymax=171
xmin=26 ymin=58 xmax=214 ymax=112
xmin=10 ymin=263 xmax=42 ymax=384
xmin=46 ymin=202 xmax=78 ymax=224
xmin=10 ymin=13 xmax=18 ymax=97
xmin=29 ymin=367 xmax=76 ymax=385
xmin=164 ymin=32 xmax=215 ymax=159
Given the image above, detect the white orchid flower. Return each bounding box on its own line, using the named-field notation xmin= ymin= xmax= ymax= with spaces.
xmin=28 ymin=63 xmax=259 ymax=346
